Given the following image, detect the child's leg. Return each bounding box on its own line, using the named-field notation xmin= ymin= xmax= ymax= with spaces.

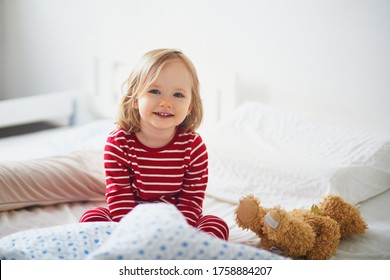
xmin=195 ymin=215 xmax=229 ymax=241
xmin=79 ymin=207 xmax=113 ymax=222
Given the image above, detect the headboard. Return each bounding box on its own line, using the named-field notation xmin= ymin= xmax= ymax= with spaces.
xmin=0 ymin=91 xmax=79 ymax=130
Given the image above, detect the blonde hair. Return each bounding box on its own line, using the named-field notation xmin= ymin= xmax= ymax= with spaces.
xmin=117 ymin=48 xmax=203 ymax=133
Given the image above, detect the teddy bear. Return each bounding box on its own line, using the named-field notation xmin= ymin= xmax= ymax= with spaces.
xmin=235 ymin=194 xmax=368 ymax=260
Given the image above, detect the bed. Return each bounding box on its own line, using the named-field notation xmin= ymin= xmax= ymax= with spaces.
xmin=0 ymin=50 xmax=389 ymax=260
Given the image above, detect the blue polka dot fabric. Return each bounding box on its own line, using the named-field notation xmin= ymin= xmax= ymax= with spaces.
xmin=0 ymin=222 xmax=115 ymax=260
xmin=0 ymin=204 xmax=284 ymax=260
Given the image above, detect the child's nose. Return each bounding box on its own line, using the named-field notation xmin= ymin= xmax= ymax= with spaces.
xmin=158 ymin=98 xmax=172 ymax=108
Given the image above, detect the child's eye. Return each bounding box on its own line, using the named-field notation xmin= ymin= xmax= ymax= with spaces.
xmin=173 ymin=92 xmax=184 ymax=98
xmin=149 ymin=89 xmax=160 ymax=95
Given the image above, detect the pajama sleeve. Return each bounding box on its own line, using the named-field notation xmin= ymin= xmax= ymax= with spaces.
xmin=104 ymin=135 xmax=137 ymax=222
xmin=176 ymin=134 xmax=208 ymax=226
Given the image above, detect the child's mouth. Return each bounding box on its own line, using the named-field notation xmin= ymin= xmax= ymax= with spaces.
xmin=154 ymin=112 xmax=174 ymax=118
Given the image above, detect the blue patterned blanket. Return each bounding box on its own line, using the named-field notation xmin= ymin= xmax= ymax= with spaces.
xmin=0 ymin=203 xmax=283 ymax=260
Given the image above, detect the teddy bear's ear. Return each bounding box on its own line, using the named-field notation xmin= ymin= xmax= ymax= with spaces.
xmin=310 ymin=204 xmax=321 ymax=215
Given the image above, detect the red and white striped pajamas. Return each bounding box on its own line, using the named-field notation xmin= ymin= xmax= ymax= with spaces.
xmin=80 ymin=128 xmax=229 ymax=241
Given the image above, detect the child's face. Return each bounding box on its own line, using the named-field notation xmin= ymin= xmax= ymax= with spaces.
xmin=135 ymin=59 xmax=193 ymax=134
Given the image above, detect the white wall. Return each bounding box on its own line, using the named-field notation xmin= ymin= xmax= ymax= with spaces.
xmin=1 ymin=0 xmax=103 ymax=99
xmin=1 ymin=0 xmax=389 ymax=135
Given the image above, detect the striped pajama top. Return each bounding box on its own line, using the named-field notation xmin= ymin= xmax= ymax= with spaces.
xmin=103 ymin=127 xmax=208 ymax=226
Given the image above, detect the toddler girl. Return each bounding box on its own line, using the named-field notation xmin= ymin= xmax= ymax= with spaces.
xmin=80 ymin=49 xmax=229 ymax=241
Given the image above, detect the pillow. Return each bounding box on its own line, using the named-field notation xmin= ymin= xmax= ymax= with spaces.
xmin=205 ymin=102 xmax=390 ymax=209
xmin=0 ymin=150 xmax=106 ymax=211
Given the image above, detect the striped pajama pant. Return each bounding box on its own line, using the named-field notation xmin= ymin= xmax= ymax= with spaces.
xmin=80 ymin=206 xmax=229 ymax=241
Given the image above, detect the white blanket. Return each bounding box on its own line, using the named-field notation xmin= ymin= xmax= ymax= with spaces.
xmin=0 ymin=203 xmax=284 ymax=260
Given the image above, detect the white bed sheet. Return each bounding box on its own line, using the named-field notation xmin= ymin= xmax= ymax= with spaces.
xmin=0 ymin=107 xmax=389 ymax=259
xmin=333 ymin=189 xmax=390 ymax=260
xmin=0 ymin=119 xmax=115 ymax=162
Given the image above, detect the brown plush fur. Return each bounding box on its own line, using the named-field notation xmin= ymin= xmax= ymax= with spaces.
xmin=235 ymin=194 xmax=368 ymax=260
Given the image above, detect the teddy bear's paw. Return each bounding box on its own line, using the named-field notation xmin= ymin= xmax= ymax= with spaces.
xmin=235 ymin=195 xmax=267 ymax=236
xmin=236 ymin=198 xmax=259 ymax=226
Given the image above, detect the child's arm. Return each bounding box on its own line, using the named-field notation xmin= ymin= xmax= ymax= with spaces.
xmin=104 ymin=135 xmax=137 ymax=222
xmin=176 ymin=135 xmax=208 ymax=226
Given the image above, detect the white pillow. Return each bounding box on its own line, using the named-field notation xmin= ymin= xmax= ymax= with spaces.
xmin=0 ymin=150 xmax=106 ymax=211
xmin=205 ymin=102 xmax=390 ymax=209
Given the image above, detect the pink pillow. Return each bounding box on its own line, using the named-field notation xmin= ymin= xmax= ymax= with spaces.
xmin=0 ymin=150 xmax=106 ymax=211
